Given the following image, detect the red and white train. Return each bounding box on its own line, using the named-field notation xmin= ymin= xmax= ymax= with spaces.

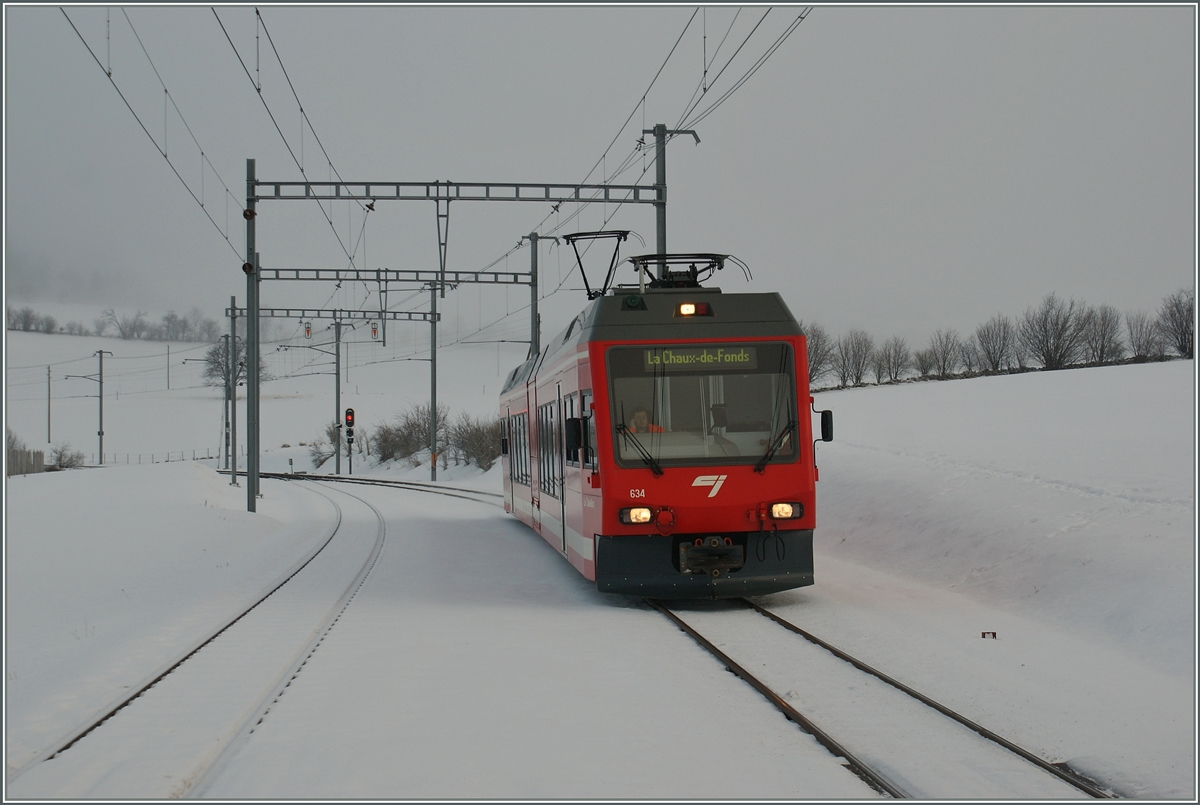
xmin=499 ymin=253 xmax=832 ymax=598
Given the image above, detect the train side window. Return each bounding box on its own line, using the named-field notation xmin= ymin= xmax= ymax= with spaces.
xmin=564 ymin=393 xmax=580 ymax=467
xmin=538 ymin=401 xmax=559 ymax=499
xmin=582 ymin=390 xmax=597 ymax=470
xmin=510 ymin=412 xmax=530 ymax=486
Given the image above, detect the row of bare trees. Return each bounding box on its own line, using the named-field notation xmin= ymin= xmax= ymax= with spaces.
xmin=310 ymin=402 xmax=503 ymax=472
xmin=5 ymin=306 xmax=221 ymax=342
xmin=803 ymin=287 xmax=1193 ymax=388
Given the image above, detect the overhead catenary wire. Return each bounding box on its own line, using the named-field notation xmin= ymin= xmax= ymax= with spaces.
xmin=388 ymin=9 xmax=702 ymax=349
xmin=257 ymin=9 xmax=379 ymax=308
xmin=59 ymin=7 xmax=243 ymax=259
xmin=530 ymin=9 xmax=812 ymax=307
xmin=211 ymin=7 xmax=363 ymax=270
xmin=672 ymin=7 xmax=745 ymax=131
xmin=681 ymin=8 xmax=812 ymax=130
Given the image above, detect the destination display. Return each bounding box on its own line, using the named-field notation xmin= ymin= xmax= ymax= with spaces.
xmin=642 ymin=345 xmax=758 ymax=372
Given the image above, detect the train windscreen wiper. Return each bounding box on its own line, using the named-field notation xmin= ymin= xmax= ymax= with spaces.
xmin=754 ymin=419 xmax=797 ymax=474
xmin=616 ymin=423 xmax=664 ymax=476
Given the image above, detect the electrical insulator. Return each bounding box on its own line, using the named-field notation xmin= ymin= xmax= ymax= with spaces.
xmin=371 ymin=322 xmax=378 ymax=339
xmin=304 ymin=322 xmax=312 ymax=339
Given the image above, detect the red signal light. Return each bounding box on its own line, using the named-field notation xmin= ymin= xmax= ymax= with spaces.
xmin=304 ymin=322 xmax=312 ymax=339
xmin=371 ymin=322 xmax=378 ymax=339
xmin=345 ymin=408 xmax=355 ymax=428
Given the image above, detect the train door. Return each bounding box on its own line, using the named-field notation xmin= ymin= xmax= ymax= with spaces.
xmin=528 ymin=378 xmax=541 ymax=535
xmin=504 ymin=405 xmax=514 ymax=513
xmin=534 ymin=385 xmax=564 ymax=549
xmin=561 ymin=388 xmax=578 ymax=555
xmin=556 ymin=384 xmax=567 ymax=552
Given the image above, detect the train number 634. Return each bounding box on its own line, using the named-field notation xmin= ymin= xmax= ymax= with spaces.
xmin=629 ymin=489 xmax=646 ymax=499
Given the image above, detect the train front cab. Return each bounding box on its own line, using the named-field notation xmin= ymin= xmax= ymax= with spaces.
xmin=501 ymin=287 xmax=829 ymax=600
xmin=593 ymin=328 xmax=822 ymax=599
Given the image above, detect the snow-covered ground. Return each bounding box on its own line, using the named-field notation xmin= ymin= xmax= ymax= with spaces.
xmin=4 ymin=329 xmax=1196 ymax=798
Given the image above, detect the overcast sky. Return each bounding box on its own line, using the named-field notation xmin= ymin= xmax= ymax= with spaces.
xmin=4 ymin=4 xmax=1195 ymax=351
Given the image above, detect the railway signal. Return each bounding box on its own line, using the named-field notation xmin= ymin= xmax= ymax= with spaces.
xmin=304 ymin=321 xmax=312 ymax=339
xmin=345 ymin=408 xmax=355 ymax=475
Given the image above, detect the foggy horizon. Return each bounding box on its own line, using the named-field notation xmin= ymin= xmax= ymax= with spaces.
xmin=4 ymin=5 xmax=1195 ymax=352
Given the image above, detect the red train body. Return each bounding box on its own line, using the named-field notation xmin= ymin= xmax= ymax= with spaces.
xmin=500 ymin=279 xmax=828 ymax=599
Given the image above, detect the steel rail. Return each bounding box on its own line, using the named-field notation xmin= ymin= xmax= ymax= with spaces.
xmin=250 ymin=470 xmax=504 ymax=505
xmin=647 ymin=599 xmax=909 ymax=799
xmin=186 ymin=482 xmax=389 ymax=797
xmin=742 ymin=600 xmax=1115 ymax=799
xmin=5 ymin=487 xmax=345 ymax=785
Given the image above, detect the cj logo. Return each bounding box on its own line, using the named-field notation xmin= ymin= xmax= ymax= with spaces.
xmin=692 ymin=474 xmax=728 ymax=497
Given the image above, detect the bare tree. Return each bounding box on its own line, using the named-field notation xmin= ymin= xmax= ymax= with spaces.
xmin=450 ymin=413 xmax=504 ymax=471
xmin=870 ymin=347 xmax=888 ymax=384
xmin=1156 ymin=287 xmax=1194 ymax=358
xmin=912 ymin=348 xmax=935 ymax=377
xmin=975 ymin=314 xmax=1017 ymax=372
xmin=1013 ymin=338 xmax=1030 ymax=370
xmin=927 ymin=328 xmax=961 ymax=378
xmin=50 ymin=442 xmax=86 ymax=469
xmin=18 ymin=307 xmax=37 ymax=331
xmin=1079 ymin=304 xmax=1125 ymax=363
xmin=370 ymin=403 xmax=450 ymax=465
xmin=799 ymin=321 xmax=835 ymax=385
xmin=186 ymin=306 xmax=206 ymax=340
xmin=37 ymin=314 xmax=58 ymax=334
xmin=92 ymin=316 xmax=111 ymax=337
xmin=974 ymin=319 xmax=1012 ymax=374
xmin=198 ymin=318 xmax=221 ymax=342
xmin=1019 ymin=293 xmax=1085 ymax=369
xmin=6 ymin=306 xmax=18 ymax=330
xmin=7 ymin=427 xmax=27 ymax=452
xmin=958 ymin=334 xmax=980 ymax=373
xmin=308 ymin=431 xmax=335 ymax=469
xmin=104 ymin=308 xmax=148 ymax=340
xmin=835 ymin=330 xmax=875 ymax=387
xmin=878 ymin=336 xmax=910 ymax=382
xmin=1125 ymin=310 xmax=1162 ymax=360
xmin=161 ymin=311 xmax=185 ymax=341
xmin=201 ymin=339 xmax=273 ymax=386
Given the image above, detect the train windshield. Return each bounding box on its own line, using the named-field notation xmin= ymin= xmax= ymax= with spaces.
xmin=607 ymin=342 xmax=798 ymax=468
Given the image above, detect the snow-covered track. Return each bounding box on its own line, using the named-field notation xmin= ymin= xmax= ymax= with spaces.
xmin=650 ymin=598 xmax=1115 ymax=800
xmin=253 ymin=470 xmax=504 ymax=506
xmin=648 ymin=599 xmax=906 ymax=798
xmin=185 ymin=481 xmax=388 ymax=797
xmin=5 ymin=482 xmax=385 ymax=799
xmin=3 ymin=484 xmax=344 ymax=788
xmin=743 ymin=600 xmax=1114 ymax=798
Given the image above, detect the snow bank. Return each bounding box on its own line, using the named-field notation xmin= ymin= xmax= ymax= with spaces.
xmin=812 ymin=360 xmax=1195 ymax=676
xmin=4 ymin=462 xmax=335 ymax=771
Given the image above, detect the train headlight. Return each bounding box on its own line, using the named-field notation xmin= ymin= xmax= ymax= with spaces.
xmin=620 ymin=507 xmax=653 ymax=524
xmin=675 ymin=302 xmax=711 ymax=317
xmin=770 ymin=502 xmax=803 ymax=519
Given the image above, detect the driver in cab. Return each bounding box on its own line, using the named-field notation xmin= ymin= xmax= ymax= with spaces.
xmin=628 ymin=406 xmax=664 ymax=434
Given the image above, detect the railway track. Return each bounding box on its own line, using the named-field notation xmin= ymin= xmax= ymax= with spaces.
xmin=6 ymin=475 xmax=493 ymax=798
xmin=250 ymin=470 xmax=505 ymax=506
xmin=4 ymin=483 xmax=346 ymax=792
xmin=650 ymin=598 xmax=1115 ymax=800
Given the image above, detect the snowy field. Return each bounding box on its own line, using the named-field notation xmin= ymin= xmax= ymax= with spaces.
xmin=4 ymin=328 xmax=1196 ymax=799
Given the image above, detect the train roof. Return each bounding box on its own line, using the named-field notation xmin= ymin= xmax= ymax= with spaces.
xmin=501 ymin=287 xmax=802 ymax=395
